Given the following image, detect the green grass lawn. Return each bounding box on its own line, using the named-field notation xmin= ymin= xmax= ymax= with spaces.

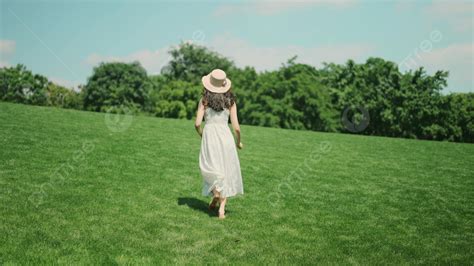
xmin=1 ymin=101 xmax=473 ymax=264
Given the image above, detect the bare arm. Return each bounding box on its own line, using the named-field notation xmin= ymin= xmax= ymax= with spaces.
xmin=230 ymin=103 xmax=243 ymax=149
xmin=195 ymin=98 xmax=205 ymax=137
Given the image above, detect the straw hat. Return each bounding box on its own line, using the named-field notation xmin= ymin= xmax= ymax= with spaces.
xmin=201 ymin=69 xmax=231 ymax=93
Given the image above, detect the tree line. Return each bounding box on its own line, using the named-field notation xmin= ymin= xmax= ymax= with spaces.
xmin=1 ymin=42 xmax=472 ymax=143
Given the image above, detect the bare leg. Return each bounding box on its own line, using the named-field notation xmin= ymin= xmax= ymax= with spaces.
xmin=209 ymin=188 xmax=220 ymax=211
xmin=212 ymin=188 xmax=221 ymax=199
xmin=218 ymin=197 xmax=227 ymax=219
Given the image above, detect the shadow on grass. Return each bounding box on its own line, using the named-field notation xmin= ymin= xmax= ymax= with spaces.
xmin=177 ymin=197 xmax=214 ymax=217
xmin=178 ymin=197 xmax=233 ymax=218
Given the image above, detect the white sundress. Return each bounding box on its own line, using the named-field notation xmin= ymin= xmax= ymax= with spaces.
xmin=200 ymin=107 xmax=244 ymax=198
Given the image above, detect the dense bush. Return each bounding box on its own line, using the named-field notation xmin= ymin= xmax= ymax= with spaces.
xmin=0 ymin=64 xmax=82 ymax=109
xmin=1 ymin=43 xmax=472 ymax=143
xmin=0 ymin=64 xmax=49 ymax=106
xmin=46 ymin=83 xmax=83 ymax=109
xmin=148 ymin=77 xmax=201 ymax=119
xmin=82 ymin=62 xmax=151 ymax=113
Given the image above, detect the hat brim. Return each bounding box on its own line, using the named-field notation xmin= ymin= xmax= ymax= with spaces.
xmin=201 ymin=74 xmax=231 ymax=93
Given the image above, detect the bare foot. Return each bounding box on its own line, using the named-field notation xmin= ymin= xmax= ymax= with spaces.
xmin=218 ymin=209 xmax=226 ymax=219
xmin=208 ymin=197 xmax=219 ymax=211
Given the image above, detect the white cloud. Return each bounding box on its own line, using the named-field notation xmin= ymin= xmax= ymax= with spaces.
xmin=424 ymin=0 xmax=473 ymax=33
xmin=214 ymin=0 xmax=357 ymax=16
xmin=417 ymin=43 xmax=473 ymax=92
xmin=0 ymin=40 xmax=15 ymax=56
xmin=0 ymin=40 xmax=16 ymax=67
xmin=83 ymin=35 xmax=472 ymax=93
xmin=0 ymin=61 xmax=11 ymax=68
xmin=84 ymin=46 xmax=171 ymax=75
xmin=84 ymin=34 xmax=374 ymax=75
xmin=49 ymin=77 xmax=81 ymax=91
xmin=394 ymin=1 xmax=416 ymax=12
xmin=208 ymin=34 xmax=374 ymax=71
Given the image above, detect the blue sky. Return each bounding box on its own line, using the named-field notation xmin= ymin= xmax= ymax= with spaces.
xmin=1 ymin=0 xmax=472 ymax=93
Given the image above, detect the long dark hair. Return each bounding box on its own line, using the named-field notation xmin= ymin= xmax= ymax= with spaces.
xmin=202 ymin=88 xmax=235 ymax=112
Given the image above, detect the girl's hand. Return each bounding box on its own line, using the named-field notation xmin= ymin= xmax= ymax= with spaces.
xmin=237 ymin=142 xmax=243 ymax=149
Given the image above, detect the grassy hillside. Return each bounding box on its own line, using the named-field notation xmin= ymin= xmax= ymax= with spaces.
xmin=1 ymin=102 xmax=473 ymax=264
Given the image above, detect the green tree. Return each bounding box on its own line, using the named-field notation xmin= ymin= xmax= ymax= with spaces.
xmin=2 ymin=44 xmax=472 ymax=143
xmin=83 ymin=61 xmax=151 ymax=113
xmin=0 ymin=64 xmax=48 ymax=105
xmin=148 ymin=78 xmax=201 ymax=119
xmin=162 ymin=42 xmax=235 ymax=83
xmin=320 ymin=58 xmax=457 ymax=141
xmin=244 ymin=57 xmax=336 ymax=131
xmin=46 ymin=82 xmax=83 ymax=109
xmin=440 ymin=93 xmax=474 ymax=142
